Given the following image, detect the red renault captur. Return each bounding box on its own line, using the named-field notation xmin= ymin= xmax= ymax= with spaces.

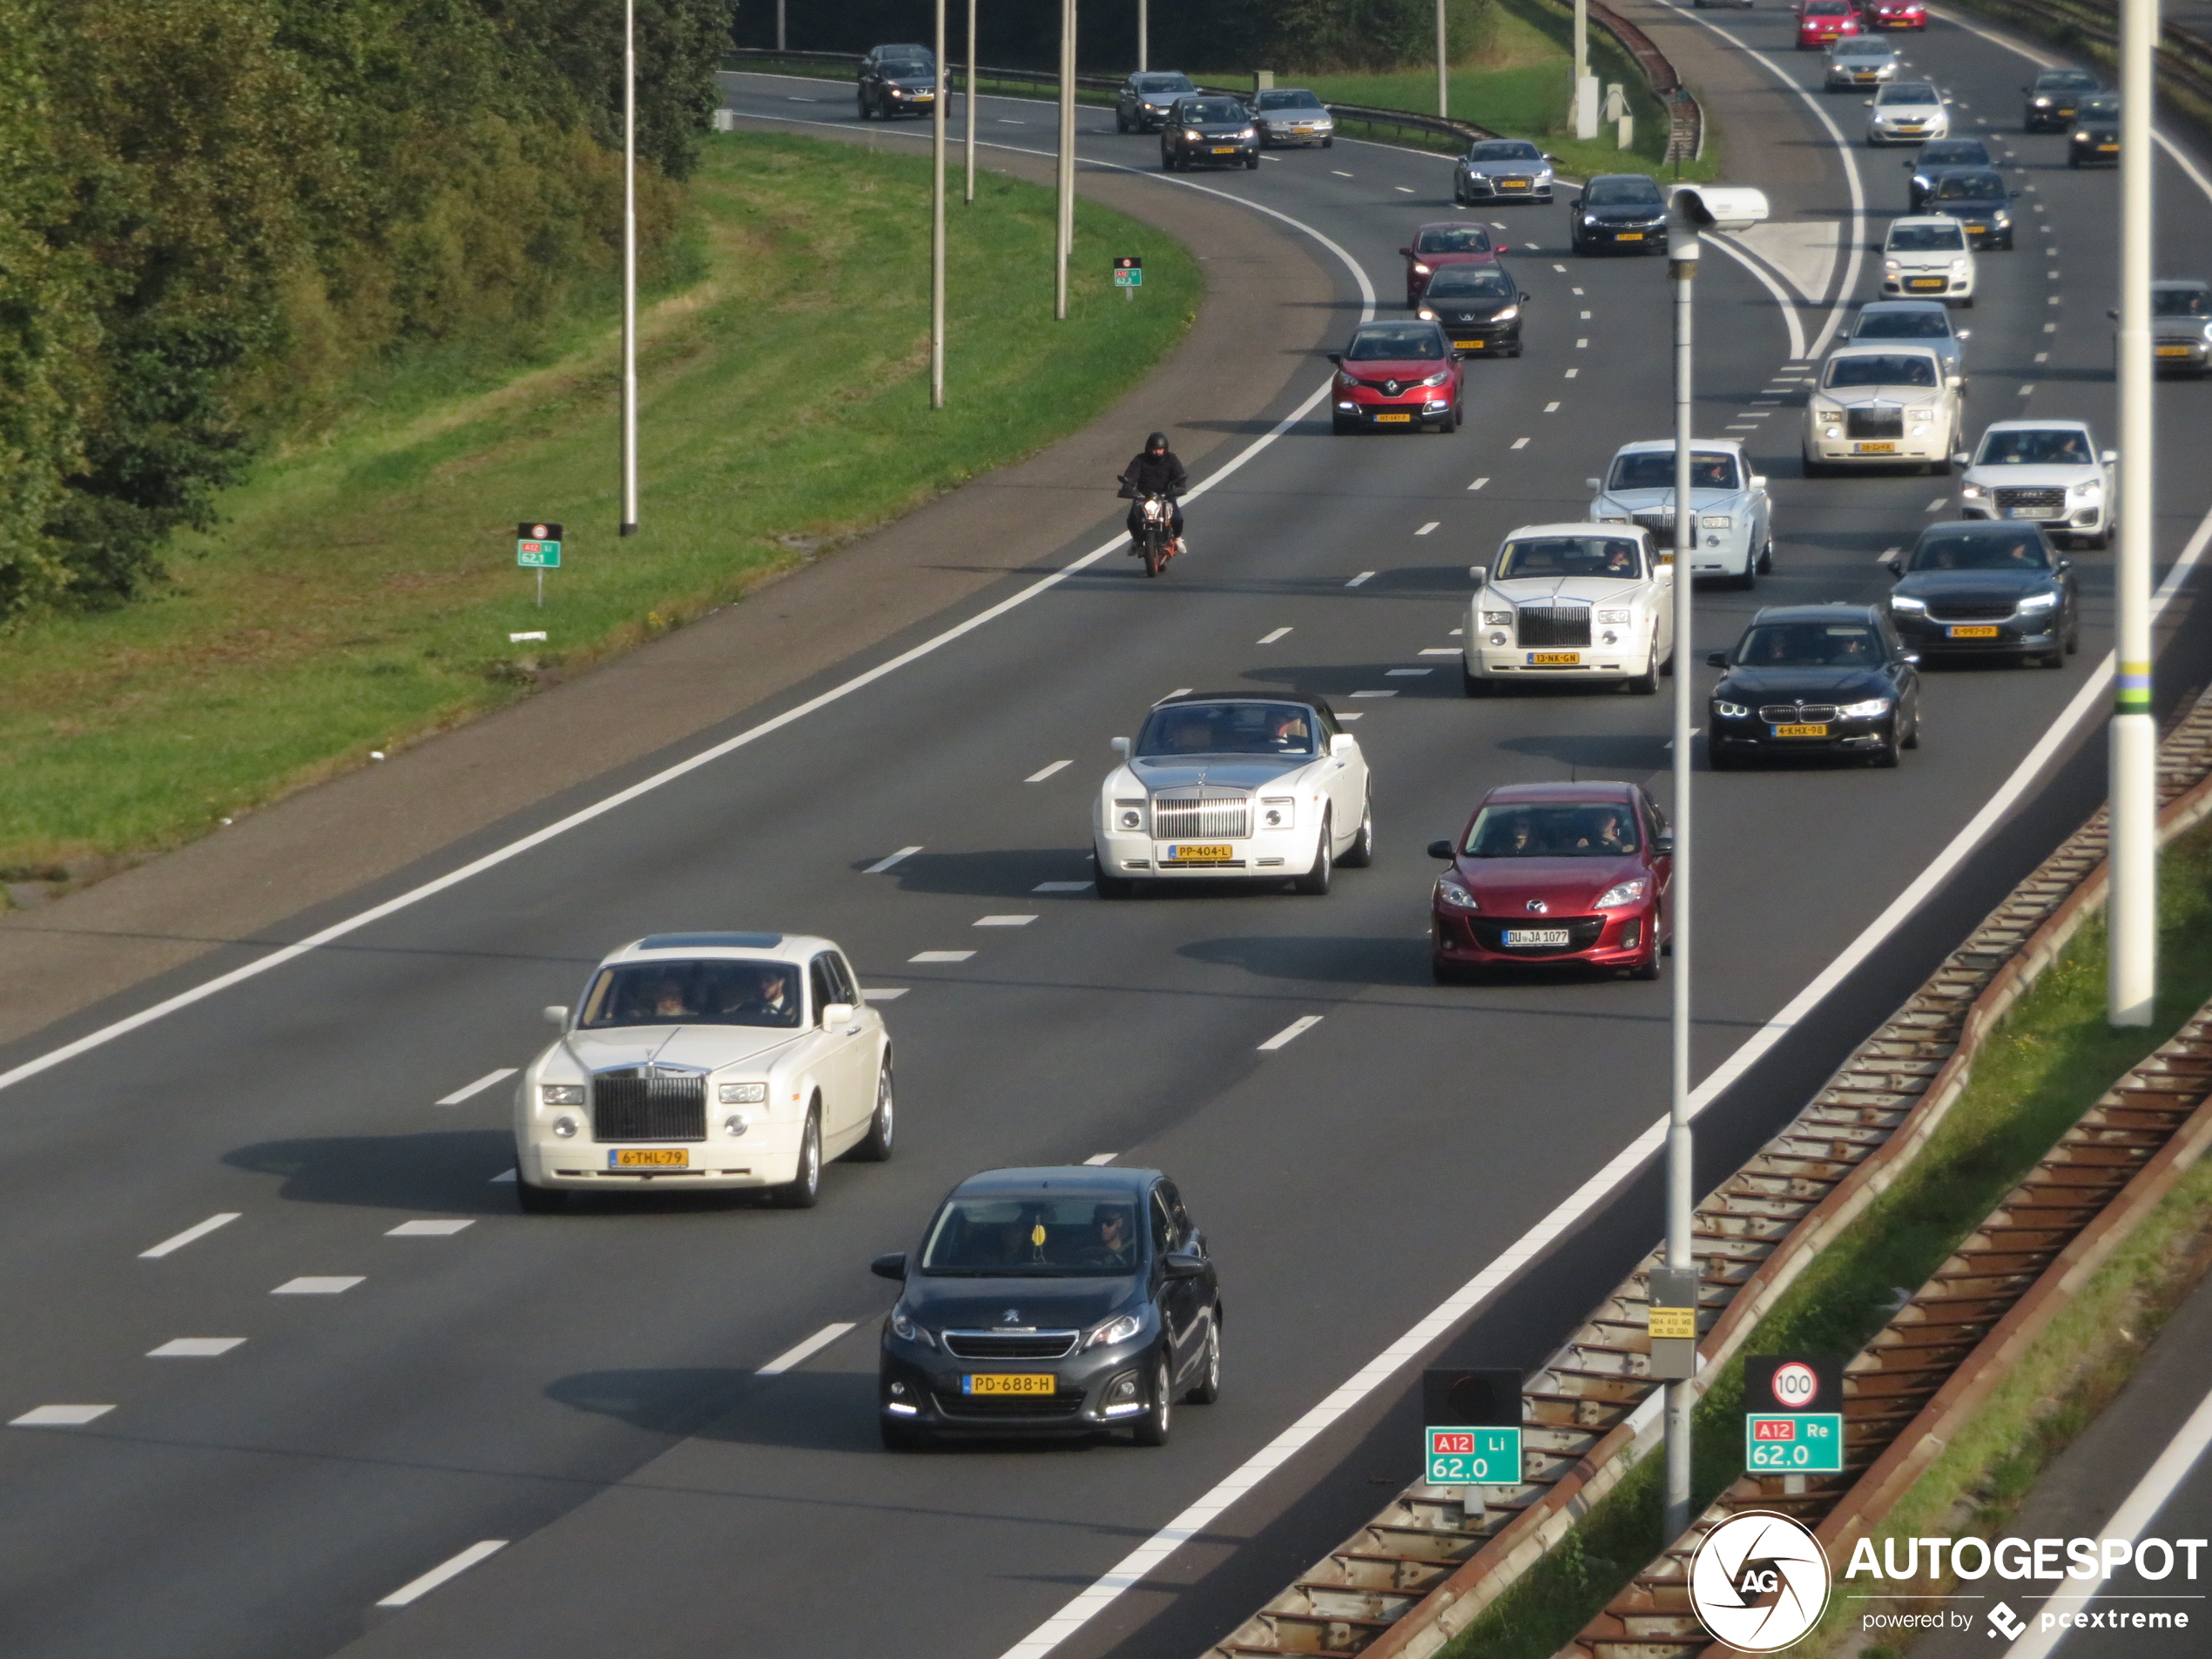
xmin=1329 ymin=320 xmax=1465 ymax=434
xmin=1426 ymin=781 xmax=1672 ymax=981
xmin=1796 ymin=0 xmax=1862 ymax=48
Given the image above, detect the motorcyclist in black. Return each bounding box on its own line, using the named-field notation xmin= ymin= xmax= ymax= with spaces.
xmin=1118 ymin=432 xmax=1187 ymax=554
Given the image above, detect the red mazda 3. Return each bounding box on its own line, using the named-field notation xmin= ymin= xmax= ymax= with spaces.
xmin=1400 ymin=220 xmax=1507 ymax=307
xmin=1329 ymin=320 xmax=1465 ymax=434
xmin=1426 ymin=781 xmax=1672 ymax=981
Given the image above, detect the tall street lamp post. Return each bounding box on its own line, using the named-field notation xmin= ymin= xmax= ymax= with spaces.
xmin=1056 ymin=0 xmax=1076 ymax=320
xmin=932 ymin=0 xmax=948 ymax=408
xmin=620 ymin=0 xmax=638 ymax=536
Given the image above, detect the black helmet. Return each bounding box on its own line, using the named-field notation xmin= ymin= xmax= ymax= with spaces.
xmin=1145 ymin=431 xmax=1169 ymax=451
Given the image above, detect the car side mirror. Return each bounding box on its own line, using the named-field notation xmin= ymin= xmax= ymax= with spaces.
xmin=1520 ymin=292 xmax=1533 ymax=303
xmin=1704 ymin=651 xmax=1730 ymax=668
xmin=1952 ymin=449 xmax=1969 ymax=464
xmin=1902 ymin=159 xmax=1914 ymax=168
xmin=1586 ymin=476 xmax=1603 ymax=492
xmin=1903 ymin=651 xmax=1922 ymax=665
xmin=2101 ymin=449 xmax=2119 ymax=464
xmin=1426 ymin=839 xmax=1455 ymax=860
xmin=1326 ymin=351 xmax=1343 ymax=366
xmin=871 ymin=1251 xmax=907 ymax=1281
xmin=1750 ymin=475 xmax=1769 ymax=489
xmin=1468 ymin=564 xmax=1487 ymax=585
xmin=1881 ymin=552 xmax=1904 ymax=576
xmin=2056 ymin=558 xmax=2072 ymax=573
xmin=1947 ymin=375 xmax=1963 ymax=388
xmin=1955 ymin=327 xmax=1971 ymax=340
xmin=1110 ymin=735 xmax=1132 ymax=760
xmin=821 ymin=1001 xmax=855 ymax=1028
xmin=1653 ymin=836 xmax=1675 ymax=856
xmin=1330 ymin=732 xmax=1356 ymax=757
xmin=1397 ymin=246 xmax=1412 ymax=257
xmin=2107 ymin=308 xmax=2121 ymax=321
xmin=543 ymin=1005 xmax=568 ymax=1029
xmin=1163 ymin=1250 xmax=1207 ymax=1280
xmin=1451 ymin=349 xmax=1467 ymax=361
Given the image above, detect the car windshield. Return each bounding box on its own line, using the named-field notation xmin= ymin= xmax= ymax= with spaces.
xmin=1978 ymin=428 xmax=2093 ymax=465
xmin=1463 ymin=802 xmax=1641 ymax=858
xmin=921 ymin=1197 xmax=1142 ymax=1275
xmin=1878 ymin=82 xmax=1939 ymax=104
xmin=1135 ymin=700 xmax=1318 ymax=757
xmin=1931 ymin=172 xmax=2003 ymax=200
xmin=1416 ymin=226 xmax=1494 ymax=253
xmin=1494 ymin=536 xmax=1644 ymax=579
xmin=1467 ymin=139 xmax=1543 ymax=159
xmin=1137 ymin=75 xmax=1192 ymax=92
xmin=1854 ymin=307 xmax=1951 ymax=339
xmin=578 ymin=959 xmax=802 ymax=1028
xmin=1256 ymin=90 xmax=1322 ymax=109
xmin=1736 ymin=622 xmax=1884 ymax=666
xmin=1587 ymin=178 xmax=1662 ymax=206
xmin=1887 ymin=221 xmax=1966 ymax=251
xmin=1808 ymin=2 xmax=1851 ymax=14
xmin=1345 ymin=324 xmax=1446 ymax=360
xmin=2039 ymin=70 xmax=2098 ymax=90
xmin=1610 ymin=450 xmax=1740 ymax=489
xmin=1909 ymin=529 xmax=2054 ymax=570
xmin=1916 ymin=141 xmax=1988 ymax=167
xmin=2154 ymin=287 xmax=2212 ymax=316
xmin=880 ymin=57 xmax=931 ymax=76
xmin=1835 ymin=40 xmax=1890 ymax=56
xmin=1181 ymin=99 xmax=1245 ymax=123
xmin=1826 ymin=353 xmax=1940 ymax=387
xmin=2079 ymin=96 xmax=2122 ymax=119
xmin=1426 ymin=266 xmax=1514 ymax=299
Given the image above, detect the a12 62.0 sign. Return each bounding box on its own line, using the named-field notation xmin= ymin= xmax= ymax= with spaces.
xmin=1426 ymin=1426 xmax=1522 ymax=1486
xmin=1744 ymin=1412 xmax=1844 ymax=1473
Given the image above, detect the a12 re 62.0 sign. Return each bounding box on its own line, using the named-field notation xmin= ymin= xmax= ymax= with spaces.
xmin=1742 ymin=1356 xmax=1844 ymax=1475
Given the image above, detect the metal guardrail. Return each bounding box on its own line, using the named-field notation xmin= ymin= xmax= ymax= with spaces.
xmin=1592 ymin=0 xmax=1706 ymax=162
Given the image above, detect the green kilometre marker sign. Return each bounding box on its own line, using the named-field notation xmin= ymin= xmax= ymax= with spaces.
xmin=516 ymin=523 xmax=563 ymax=568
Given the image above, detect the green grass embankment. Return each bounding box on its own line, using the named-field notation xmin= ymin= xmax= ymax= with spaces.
xmin=0 ymin=129 xmax=1197 ymax=880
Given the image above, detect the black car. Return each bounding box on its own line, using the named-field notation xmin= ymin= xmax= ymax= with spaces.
xmin=1161 ymin=95 xmax=1258 ymax=170
xmin=2024 ymin=66 xmax=2098 ymax=132
xmin=1881 ymin=520 xmax=2078 ymax=667
xmin=873 ymin=1165 xmax=1222 ymax=1447
xmin=1921 ymin=168 xmax=2017 ymax=249
xmin=1416 ymin=264 xmax=1528 ymax=357
xmin=858 ymin=44 xmax=937 ymax=120
xmin=1116 ymin=71 xmax=1197 ymax=132
xmin=1707 ymin=604 xmax=1922 ymax=769
xmin=1572 ymin=174 xmax=1668 ymax=255
xmin=1905 ymin=138 xmax=1993 ymax=209
xmin=2069 ymin=94 xmax=2122 ymax=167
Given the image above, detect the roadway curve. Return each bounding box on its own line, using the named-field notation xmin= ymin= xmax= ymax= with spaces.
xmin=3 ymin=11 xmax=2212 ymax=1659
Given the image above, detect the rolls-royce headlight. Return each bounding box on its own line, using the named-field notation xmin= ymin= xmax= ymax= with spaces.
xmin=1488 ymin=631 xmax=1508 ymax=645
xmin=1839 ymin=697 xmax=1894 ymax=718
xmin=1700 ymin=515 xmax=1733 ymax=529
xmin=1085 ymin=1311 xmax=1146 ymax=1349
xmin=552 ymin=1115 xmax=579 ymax=1138
xmin=1119 ymin=807 xmax=1143 ymax=830
xmin=722 ymin=1112 xmax=750 ymax=1136
xmin=1595 ymin=876 xmax=1649 ymax=908
xmin=1596 ymin=608 xmax=1633 ymax=624
xmin=1824 ymin=426 xmax=1842 ymax=440
xmin=1260 ymin=796 xmax=1296 ymax=829
xmin=718 ymin=1082 xmax=767 ymax=1104
xmin=1713 ymin=699 xmax=1750 ymax=718
xmin=541 ymin=1083 xmax=586 ymax=1106
xmin=1437 ymin=878 xmax=1479 ymax=909
xmin=889 ymin=1304 xmax=935 ymax=1347
xmin=1482 ymin=610 xmax=1514 ymax=626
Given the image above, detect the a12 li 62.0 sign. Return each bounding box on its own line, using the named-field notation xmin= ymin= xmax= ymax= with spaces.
xmin=516 ymin=522 xmax=563 ymax=568
xmin=1423 ymin=1368 xmax=1522 ymax=1487
xmin=1742 ymin=1356 xmax=1844 ymax=1474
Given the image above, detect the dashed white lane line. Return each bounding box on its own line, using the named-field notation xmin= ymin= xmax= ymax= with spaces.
xmin=865 ymin=846 xmax=922 ymax=873
xmin=1166 ymin=687 xmax=1192 ymax=698
xmin=975 ymin=914 xmax=1037 ymax=927
xmin=1575 ymin=337 xmax=1588 ymax=347
xmin=1025 ymin=759 xmax=1072 ymax=783
xmin=2047 ymin=269 xmax=2060 ymax=280
xmin=1543 ymin=401 xmax=1561 ymax=413
xmin=2020 ymin=383 xmax=2036 ymax=396
xmin=1034 ymin=881 xmax=1091 ymax=893
xmin=140 ymin=1213 xmax=240 ymax=1260
xmin=2047 ymin=295 xmax=2060 ymax=305
xmin=435 ymin=1068 xmax=516 ymax=1107
xmin=1552 ymin=263 xmax=1567 ymax=273
xmin=273 ymin=1277 xmax=363 ymax=1295
xmin=149 ymin=1338 xmax=246 ymax=1358
xmin=388 ymin=1219 xmax=474 ymax=1237
xmin=2044 ymin=320 xmax=2058 ymax=331
xmin=1258 ymin=1015 xmax=1324 ymax=1052
xmin=1415 ymin=522 xmax=1440 ymax=536
xmin=1419 ymin=647 xmax=1460 ymax=656
xmin=1580 ymin=311 xmax=1591 ymax=320
xmin=1349 ymin=689 xmax=1399 ymax=698
xmin=2034 ymin=351 xmax=2049 ymax=362
xmin=1385 ymin=668 xmax=1433 ymax=677
xmin=1394 ymin=185 xmax=1415 ymax=193
xmin=1258 ymin=626 xmax=1292 ymax=644
xmin=1572 ymin=287 xmax=1585 ymax=294
xmin=1564 ymin=368 xmax=1579 ymax=379
xmin=1491 ymin=221 xmax=1507 ymax=229
xmin=758 ymin=1322 xmax=857 ymax=1376
xmin=1337 ymin=712 xmax=1363 ymax=721
xmin=1925 ymin=496 xmax=1949 ymax=512
xmin=1468 ymin=476 xmax=1489 ymax=490
xmin=864 ymin=987 xmax=910 ymax=999
xmin=910 ymin=950 xmax=975 ymax=963
xmin=1511 ymin=437 xmax=1529 ymax=449
xmin=1345 ymin=570 xmax=1376 ymax=587
xmin=1332 ymin=169 xmax=1352 ymax=177
xmin=10 ymin=1405 xmax=112 ymax=1427
xmin=489 ymin=1169 xmax=516 ymax=1184
xmin=375 ymin=1541 xmax=509 ymax=1608
xmin=1083 ymin=1152 xmax=1119 ymax=1166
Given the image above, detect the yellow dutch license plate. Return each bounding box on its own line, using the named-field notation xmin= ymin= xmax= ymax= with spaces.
xmin=1966 ymin=223 xmax=1987 ymax=233
xmin=964 ymin=1373 xmax=1056 ymax=1396
xmin=1374 ymin=411 xmax=1413 ymax=422
xmin=1528 ymin=651 xmax=1581 ymax=667
xmin=1855 ymin=441 xmax=1898 ymax=454
xmin=1456 ymin=339 xmax=1484 ymax=349
xmin=1615 ymin=231 xmax=1645 ymax=240
xmin=1772 ymin=723 xmax=1830 ymax=738
xmin=1212 ymin=146 xmax=1237 ymax=153
xmin=2099 ymin=143 xmax=2120 ymax=152
xmin=2158 ymin=345 xmax=2192 ymax=357
xmin=1167 ymin=844 xmax=1234 ymax=862
xmin=610 ymin=1148 xmax=688 ymax=1168
xmin=1906 ymin=277 xmax=1945 ymax=289
xmin=1948 ymin=624 xmax=2001 ymax=638
xmin=1501 ymin=179 xmax=1528 ymax=189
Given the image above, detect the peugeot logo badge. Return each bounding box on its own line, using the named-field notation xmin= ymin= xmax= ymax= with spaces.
xmin=1002 ymin=1309 xmax=1021 ymax=1325
xmin=1526 ymin=898 xmax=1549 ymax=914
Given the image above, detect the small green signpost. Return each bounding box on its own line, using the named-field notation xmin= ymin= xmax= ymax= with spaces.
xmin=1426 ymin=1425 xmax=1523 ymax=1486
xmin=516 ymin=521 xmax=563 ymax=607
xmin=1115 ymin=256 xmax=1142 ymax=300
xmin=1743 ymin=1357 xmax=1845 ymax=1475
xmin=1423 ymin=1368 xmax=1523 ymax=1491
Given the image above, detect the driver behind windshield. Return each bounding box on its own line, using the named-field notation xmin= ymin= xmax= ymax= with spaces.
xmin=581 ymin=960 xmax=806 ymax=1028
xmin=1912 ymin=530 xmax=2047 ymax=570
xmin=1465 ymin=804 xmax=1642 ymax=857
xmin=1344 ymin=324 xmax=1448 ymax=361
xmin=1417 ymin=226 xmax=1494 ymax=253
xmin=1495 ymin=536 xmax=1642 ymax=578
xmin=1738 ymin=623 xmax=1882 ymax=664
xmin=1136 ymin=702 xmax=1318 ymax=758
xmin=1980 ymin=428 xmax=2089 ymax=465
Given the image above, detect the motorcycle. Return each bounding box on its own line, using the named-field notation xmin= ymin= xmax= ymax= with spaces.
xmin=1130 ymin=491 xmax=1180 ymax=577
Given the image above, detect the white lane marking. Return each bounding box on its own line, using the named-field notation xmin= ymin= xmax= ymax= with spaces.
xmin=1552 ymin=262 xmax=1566 ymax=273
xmin=1468 ymin=477 xmax=1488 ymax=490
xmin=489 ymin=1169 xmax=516 ymax=1183
xmin=1385 ymin=668 xmax=1433 ymax=677
xmin=865 ymin=846 xmax=922 ymax=873
xmin=1332 ymin=169 xmax=1352 ymax=176
xmin=1703 ymin=233 xmax=1812 ymax=362
xmin=1580 ymin=311 xmax=1592 ymax=320
xmin=1337 ymin=712 xmax=1362 ymax=721
xmin=10 ymin=1405 xmax=112 ymax=1427
xmin=1164 ymin=688 xmax=1192 ymax=699
xmin=1034 ymin=881 xmax=1092 ymax=892
xmin=2000 ymin=1379 xmax=2212 ymax=1659
xmin=758 ymin=1322 xmax=857 ymax=1376
xmin=1564 ymin=368 xmax=1580 ymax=379
xmin=1394 ymin=185 xmax=1415 ymax=193
xmin=1926 ymin=497 xmax=1948 ymax=513
xmin=375 ymin=1541 xmax=509 ymax=1608
xmin=2048 ymin=294 xmax=2061 ymax=305
xmin=1257 ymin=1015 xmax=1322 ymax=1051
xmin=2044 ymin=320 xmax=2058 ymax=331
xmin=1419 ymin=648 xmax=1460 ymax=656
xmin=1 ymin=128 xmax=1385 ymax=1107
xmin=1083 ymin=1152 xmax=1118 ymax=1166
xmin=864 ymin=988 xmax=910 ymax=1000
xmin=786 ymin=97 xmax=818 ymax=103
xmin=2020 ymin=383 xmax=2036 ymax=396
xmin=1544 ymin=402 xmax=1561 ymax=413
xmin=1511 ymin=436 xmax=1529 ymax=449
xmin=435 ymin=1068 xmax=516 ymax=1107
xmin=149 ymin=1338 xmax=246 ymax=1358
xmin=387 ymin=1219 xmax=474 ymax=1237
xmin=988 ymin=497 xmax=2212 ymax=1659
xmin=1415 ymin=522 xmax=1440 ymax=536
xmin=909 ymin=950 xmax=975 ymax=963
xmin=140 ymin=1213 xmax=240 ymax=1259
xmin=1576 ymin=337 xmax=1588 ymax=347
xmin=1345 ymin=571 xmax=1376 ymax=587
xmin=2047 ymin=269 xmax=2060 ymax=280
xmin=996 ymin=118 xmax=1027 ymax=125
xmin=1348 ymin=689 xmax=1399 ymax=698
xmin=974 ymin=914 xmax=1036 ymax=927
xmin=1258 ymin=627 xmax=1292 ymax=644
xmin=1735 ymin=411 xmax=1770 ymax=420
xmin=273 ymin=1277 xmax=363 ymax=1295
xmin=2035 ymin=351 xmax=2049 ymax=362
xmin=1492 ymin=221 xmax=1507 ymax=229
xmin=1025 ymin=759 xmax=1072 ymax=783
xmin=1572 ymin=287 xmax=1584 ymax=294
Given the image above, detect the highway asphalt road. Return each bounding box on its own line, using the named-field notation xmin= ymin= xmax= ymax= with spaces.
xmin=7 ymin=10 xmax=2212 ymax=1658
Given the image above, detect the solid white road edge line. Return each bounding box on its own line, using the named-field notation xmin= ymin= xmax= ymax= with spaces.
xmin=435 ymin=1067 xmax=516 ymax=1107
xmin=374 ymin=1540 xmax=509 ymax=1608
xmin=1704 ymin=235 xmax=1811 ymax=363
xmin=758 ymin=1322 xmax=857 ymax=1376
xmin=139 ymin=1212 xmax=241 ymax=1259
xmin=992 ymin=506 xmax=2212 ymax=1659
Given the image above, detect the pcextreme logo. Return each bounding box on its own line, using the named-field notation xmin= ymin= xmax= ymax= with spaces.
xmin=1688 ymin=1511 xmax=1831 ymax=1652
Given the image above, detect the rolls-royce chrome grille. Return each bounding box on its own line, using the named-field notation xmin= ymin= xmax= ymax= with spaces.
xmin=1151 ymin=798 xmax=1251 ymax=840
xmin=592 ymin=1070 xmax=706 ymax=1142
xmin=1847 ymin=406 xmax=1905 ymax=441
xmin=1758 ymin=704 xmax=1842 ymax=725
xmin=941 ymin=1329 xmax=1081 ymax=1360
xmin=1516 ymin=607 xmax=1593 ymax=648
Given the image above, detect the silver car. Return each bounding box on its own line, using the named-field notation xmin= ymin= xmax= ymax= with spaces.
xmin=1453 ymin=138 xmax=1555 ymax=204
xmin=1249 ymin=87 xmax=1335 ymax=147
xmin=1866 ymin=80 xmax=1949 ymax=145
xmin=1588 ymin=439 xmax=1773 ymax=588
xmin=1850 ymin=300 xmax=1969 ymax=383
xmin=1826 ymin=37 xmax=1901 ymax=91
xmin=2143 ymin=279 xmax=2212 ymax=375
xmin=1955 ymin=420 xmax=2114 ymax=548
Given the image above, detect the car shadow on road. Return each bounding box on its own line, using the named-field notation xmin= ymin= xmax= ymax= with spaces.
xmin=858 ymin=847 xmax=1095 ymax=896
xmin=1231 ymin=662 xmax=1463 ymax=699
xmin=1177 ymin=934 xmax=1433 ymax=987
xmin=1495 ymin=730 xmax=1672 ymax=778
xmin=224 ymin=1131 xmax=519 ymax=1215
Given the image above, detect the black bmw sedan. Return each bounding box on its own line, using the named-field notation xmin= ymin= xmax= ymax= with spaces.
xmin=1881 ymin=519 xmax=2078 ymax=667
xmin=873 ymin=1165 xmax=1222 ymax=1447
xmin=1571 ymin=174 xmax=1669 ymax=254
xmin=1707 ymin=604 xmax=1922 ymax=769
xmin=1161 ymin=95 xmax=1259 ymax=171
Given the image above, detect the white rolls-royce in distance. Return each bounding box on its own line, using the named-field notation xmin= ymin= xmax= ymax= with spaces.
xmin=1803 ymin=342 xmax=1964 ymax=475
xmin=515 ymin=932 xmax=893 ymax=1213
xmin=1461 ymin=523 xmax=1673 ymax=695
xmin=1588 ymin=438 xmax=1773 ymax=587
xmin=1093 ymin=693 xmax=1373 ymax=897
